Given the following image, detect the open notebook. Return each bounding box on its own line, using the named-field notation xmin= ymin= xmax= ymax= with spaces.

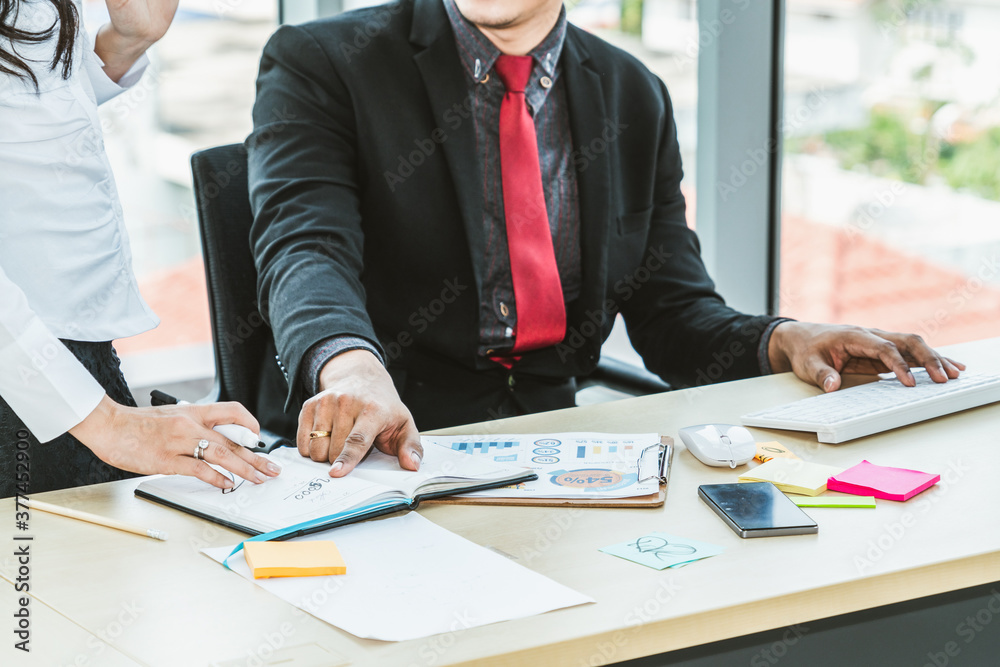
xmin=135 ymin=445 xmax=536 ymax=535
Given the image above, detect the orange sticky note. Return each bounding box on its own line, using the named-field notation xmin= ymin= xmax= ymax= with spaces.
xmin=243 ymin=540 xmax=346 ymax=579
xmin=754 ymin=441 xmax=800 ymax=463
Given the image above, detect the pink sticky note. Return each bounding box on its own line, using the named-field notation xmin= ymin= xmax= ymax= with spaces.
xmin=827 ymin=460 xmax=940 ymax=502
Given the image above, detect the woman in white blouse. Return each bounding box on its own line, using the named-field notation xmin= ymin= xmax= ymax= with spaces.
xmin=0 ymin=0 xmax=280 ymax=496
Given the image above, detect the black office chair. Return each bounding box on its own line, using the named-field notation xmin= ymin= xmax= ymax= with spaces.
xmin=190 ymin=143 xmax=293 ymax=451
xmin=578 ymin=356 xmax=670 ymax=396
xmin=189 ymin=143 xmax=669 ymax=445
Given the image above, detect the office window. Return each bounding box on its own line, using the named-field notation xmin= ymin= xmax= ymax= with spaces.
xmin=569 ymin=0 xmax=701 ymax=368
xmin=82 ymin=0 xmax=278 ymax=390
xmin=779 ymin=0 xmax=1000 ymax=346
xmin=569 ymin=0 xmax=699 ymax=213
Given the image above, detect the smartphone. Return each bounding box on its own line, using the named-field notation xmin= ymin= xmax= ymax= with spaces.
xmin=698 ymin=482 xmax=818 ymax=538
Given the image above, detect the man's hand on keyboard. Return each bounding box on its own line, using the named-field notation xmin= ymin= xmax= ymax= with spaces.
xmin=767 ymin=322 xmax=965 ymax=392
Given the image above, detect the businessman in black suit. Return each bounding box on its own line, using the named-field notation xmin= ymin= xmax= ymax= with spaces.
xmin=248 ymin=0 xmax=962 ymax=476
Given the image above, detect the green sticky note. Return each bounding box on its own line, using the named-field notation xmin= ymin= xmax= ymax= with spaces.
xmin=791 ymin=495 xmax=876 ymax=508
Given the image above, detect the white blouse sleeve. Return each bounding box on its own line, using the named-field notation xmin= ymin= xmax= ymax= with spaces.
xmin=81 ymin=21 xmax=150 ymax=105
xmin=0 ymin=264 xmax=106 ymax=443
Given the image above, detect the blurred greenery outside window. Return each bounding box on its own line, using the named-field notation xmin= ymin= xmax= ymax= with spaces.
xmin=779 ymin=0 xmax=1000 ymax=347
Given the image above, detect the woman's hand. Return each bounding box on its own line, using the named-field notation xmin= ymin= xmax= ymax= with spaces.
xmin=95 ymin=0 xmax=180 ymax=82
xmin=70 ymin=395 xmax=281 ymax=490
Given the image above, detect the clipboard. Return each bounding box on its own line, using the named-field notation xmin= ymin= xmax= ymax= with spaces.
xmin=424 ymin=436 xmax=674 ymax=508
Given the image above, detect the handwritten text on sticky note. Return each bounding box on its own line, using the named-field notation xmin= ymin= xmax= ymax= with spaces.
xmin=600 ymin=532 xmax=724 ymax=570
xmin=754 ymin=441 xmax=800 ymax=463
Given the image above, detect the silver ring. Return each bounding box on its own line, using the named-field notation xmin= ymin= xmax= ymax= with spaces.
xmin=195 ymin=438 xmax=210 ymax=460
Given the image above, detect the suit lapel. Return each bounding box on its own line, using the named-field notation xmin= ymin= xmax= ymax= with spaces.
xmin=409 ymin=4 xmax=613 ymax=343
xmin=411 ymin=0 xmax=486 ymax=298
xmin=562 ymin=29 xmax=613 ymax=326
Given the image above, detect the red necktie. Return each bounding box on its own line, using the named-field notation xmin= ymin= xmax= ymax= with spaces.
xmin=495 ymin=55 xmax=566 ymax=354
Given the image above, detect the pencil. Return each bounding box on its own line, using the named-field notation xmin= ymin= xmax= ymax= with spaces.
xmin=27 ymin=500 xmax=168 ymax=541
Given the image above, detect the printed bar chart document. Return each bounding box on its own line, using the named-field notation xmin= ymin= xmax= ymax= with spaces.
xmin=421 ymin=432 xmax=671 ymax=505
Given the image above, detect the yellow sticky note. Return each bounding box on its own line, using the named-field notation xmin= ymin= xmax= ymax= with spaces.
xmin=754 ymin=441 xmax=800 ymax=463
xmin=244 ymin=540 xmax=346 ymax=579
xmin=738 ymin=458 xmax=845 ymax=496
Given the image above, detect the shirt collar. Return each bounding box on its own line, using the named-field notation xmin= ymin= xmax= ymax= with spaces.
xmin=443 ymin=0 xmax=567 ymax=84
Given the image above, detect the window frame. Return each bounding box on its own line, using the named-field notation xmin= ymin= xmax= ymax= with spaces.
xmin=694 ymin=0 xmax=784 ymax=316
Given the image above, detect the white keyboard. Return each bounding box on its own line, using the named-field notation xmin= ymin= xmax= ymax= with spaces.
xmin=741 ymin=370 xmax=1000 ymax=443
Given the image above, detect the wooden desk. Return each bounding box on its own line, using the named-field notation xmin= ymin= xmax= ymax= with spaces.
xmin=0 ymin=578 xmax=139 ymax=665
xmin=2 ymin=337 xmax=999 ymax=666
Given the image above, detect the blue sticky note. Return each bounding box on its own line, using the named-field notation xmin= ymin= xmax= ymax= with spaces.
xmin=600 ymin=532 xmax=724 ymax=570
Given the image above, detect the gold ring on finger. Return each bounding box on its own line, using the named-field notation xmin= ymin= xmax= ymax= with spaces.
xmin=309 ymin=430 xmax=332 ymax=440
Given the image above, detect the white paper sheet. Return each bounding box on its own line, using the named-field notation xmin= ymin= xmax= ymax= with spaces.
xmin=203 ymin=513 xmax=593 ymax=641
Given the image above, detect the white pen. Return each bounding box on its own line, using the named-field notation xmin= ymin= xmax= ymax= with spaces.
xmin=149 ymin=390 xmax=261 ymax=449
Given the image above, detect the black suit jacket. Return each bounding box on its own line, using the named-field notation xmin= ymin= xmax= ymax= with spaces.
xmin=248 ymin=0 xmax=777 ymax=416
